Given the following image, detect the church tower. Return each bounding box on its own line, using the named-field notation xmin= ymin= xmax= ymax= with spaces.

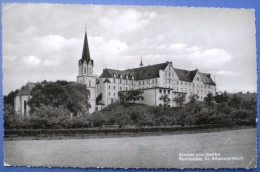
xmin=77 ymin=30 xmax=96 ymax=114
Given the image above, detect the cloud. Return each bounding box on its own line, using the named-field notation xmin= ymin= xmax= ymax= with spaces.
xmin=98 ymin=9 xmax=156 ymax=35
xmin=212 ymin=70 xmax=236 ymax=75
xmin=43 ymin=60 xmax=59 ymax=66
xmin=23 ymin=56 xmax=41 ymax=65
xmin=34 ymin=34 xmax=80 ymax=52
xmin=188 ymin=48 xmax=233 ymax=66
xmin=108 ymin=40 xmax=128 ymax=51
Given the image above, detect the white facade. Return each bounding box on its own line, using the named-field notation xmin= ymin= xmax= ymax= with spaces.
xmin=14 ymin=82 xmax=35 ymax=117
xmin=96 ymin=62 xmax=216 ymax=109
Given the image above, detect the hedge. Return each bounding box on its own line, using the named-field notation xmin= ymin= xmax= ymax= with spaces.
xmin=4 ymin=123 xmax=248 ymax=137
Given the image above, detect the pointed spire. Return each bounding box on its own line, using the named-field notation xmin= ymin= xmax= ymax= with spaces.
xmin=81 ymin=26 xmax=91 ymax=63
xmin=140 ymin=56 xmax=143 ymax=67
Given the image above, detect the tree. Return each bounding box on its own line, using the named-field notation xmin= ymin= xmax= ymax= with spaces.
xmin=214 ymin=91 xmax=229 ymax=103
xmin=204 ymin=93 xmax=214 ymax=107
xmin=89 ymin=111 xmax=107 ymax=128
xmin=159 ymin=94 xmax=171 ymax=107
xmin=173 ymin=95 xmax=186 ymax=107
xmin=118 ymin=92 xmax=127 ymax=104
xmin=4 ymin=104 xmax=20 ymax=129
xmin=29 ymin=105 xmax=71 ymax=129
xmin=65 ymin=83 xmax=91 ymax=115
xmin=28 ymin=82 xmax=69 ymax=112
xmin=203 ymin=93 xmax=215 ymax=118
xmin=127 ymin=90 xmax=144 ymax=103
xmin=229 ymin=93 xmax=242 ymax=110
xmin=3 ymin=89 xmax=20 ymax=107
xmin=187 ymin=94 xmax=200 ymax=126
xmin=188 ymin=94 xmax=199 ymax=104
xmin=28 ymin=81 xmax=90 ymax=115
xmin=109 ymin=106 xmax=131 ymax=128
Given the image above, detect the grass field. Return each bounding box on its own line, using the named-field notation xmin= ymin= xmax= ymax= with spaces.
xmin=4 ymin=129 xmax=257 ymax=169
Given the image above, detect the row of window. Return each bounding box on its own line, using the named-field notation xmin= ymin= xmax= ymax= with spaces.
xmin=166 ymin=81 xmax=211 ymax=89
xmin=108 ymin=85 xmax=129 ymax=91
xmin=159 ymin=89 xmax=171 ymax=94
xmin=111 ymin=78 xmax=159 ymax=85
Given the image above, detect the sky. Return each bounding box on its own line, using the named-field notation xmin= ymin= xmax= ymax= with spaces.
xmin=2 ymin=3 xmax=257 ymax=95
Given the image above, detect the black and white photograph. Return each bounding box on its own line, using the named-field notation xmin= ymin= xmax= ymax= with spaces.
xmin=2 ymin=3 xmax=257 ymax=169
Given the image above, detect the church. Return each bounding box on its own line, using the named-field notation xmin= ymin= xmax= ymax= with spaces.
xmin=76 ymin=31 xmax=217 ymax=114
xmin=14 ymin=30 xmax=216 ymax=116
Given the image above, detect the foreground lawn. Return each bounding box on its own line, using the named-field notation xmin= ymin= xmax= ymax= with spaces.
xmin=4 ymin=128 xmax=257 ymax=169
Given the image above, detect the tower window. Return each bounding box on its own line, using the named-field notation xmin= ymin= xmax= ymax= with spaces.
xmin=84 ymin=67 xmax=86 ymax=74
xmin=89 ymin=80 xmax=91 ymax=86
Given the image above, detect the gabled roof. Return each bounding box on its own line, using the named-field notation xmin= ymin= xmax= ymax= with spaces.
xmin=99 ymin=62 xmax=169 ymax=80
xmin=16 ymin=82 xmax=35 ymax=96
xmin=174 ymin=68 xmax=215 ymax=85
xmin=200 ymin=73 xmax=216 ymax=85
xmin=174 ymin=68 xmax=198 ymax=82
xmin=100 ymin=68 xmax=135 ymax=79
xmin=79 ymin=32 xmax=93 ymax=66
xmin=126 ymin=62 xmax=168 ymax=80
xmin=103 ymin=79 xmax=111 ymax=83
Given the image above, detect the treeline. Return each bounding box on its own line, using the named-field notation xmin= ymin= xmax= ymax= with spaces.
xmin=89 ymin=91 xmax=257 ymax=128
xmin=4 ymin=81 xmax=257 ymax=130
xmin=4 ymin=80 xmax=91 ymax=130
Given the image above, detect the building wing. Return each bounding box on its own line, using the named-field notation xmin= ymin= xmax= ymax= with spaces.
xmin=174 ymin=68 xmax=198 ymax=82
xmin=200 ymin=73 xmax=216 ymax=85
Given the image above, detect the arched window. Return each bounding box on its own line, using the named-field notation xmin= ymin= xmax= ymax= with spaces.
xmin=84 ymin=67 xmax=86 ymax=74
xmin=89 ymin=80 xmax=91 ymax=86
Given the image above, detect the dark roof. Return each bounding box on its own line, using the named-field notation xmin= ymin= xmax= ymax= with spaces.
xmin=174 ymin=68 xmax=215 ymax=85
xmin=99 ymin=62 xmax=169 ymax=80
xmin=174 ymin=68 xmax=197 ymax=82
xmin=200 ymin=73 xmax=216 ymax=85
xmin=100 ymin=69 xmax=135 ymax=79
xmin=79 ymin=32 xmax=93 ymax=66
xmin=103 ymin=79 xmax=111 ymax=83
xmin=126 ymin=62 xmax=169 ymax=80
xmin=16 ymin=82 xmax=35 ymax=96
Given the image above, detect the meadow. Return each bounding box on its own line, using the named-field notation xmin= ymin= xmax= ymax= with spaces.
xmin=4 ymin=128 xmax=257 ymax=169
